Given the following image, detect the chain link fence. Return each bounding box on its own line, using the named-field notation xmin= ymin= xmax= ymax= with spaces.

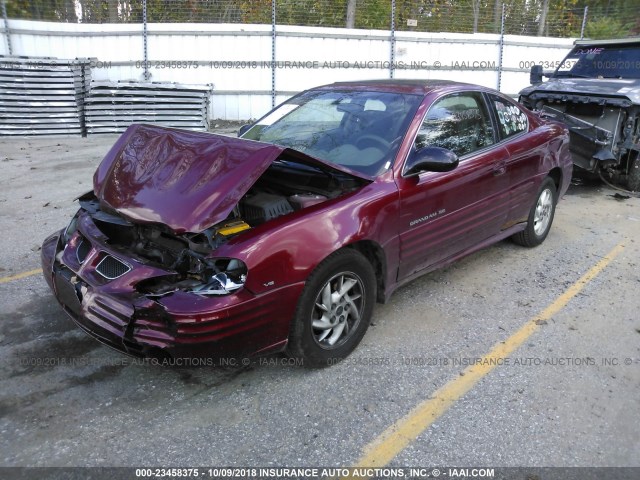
xmin=2 ymin=1 xmax=638 ymax=121
xmin=4 ymin=1 xmax=640 ymax=38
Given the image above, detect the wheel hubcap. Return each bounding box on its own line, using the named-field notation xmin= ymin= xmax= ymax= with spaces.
xmin=311 ymin=272 xmax=364 ymax=349
xmin=533 ymin=188 xmax=553 ymax=236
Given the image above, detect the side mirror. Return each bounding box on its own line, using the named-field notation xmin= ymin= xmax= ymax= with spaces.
xmin=404 ymin=147 xmax=459 ymax=176
xmin=238 ymin=124 xmax=252 ymax=137
xmin=530 ymin=65 xmax=544 ymax=85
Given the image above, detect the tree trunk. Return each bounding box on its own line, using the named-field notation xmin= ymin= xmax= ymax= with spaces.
xmin=108 ymin=0 xmax=119 ymax=23
xmin=537 ymin=0 xmax=549 ymax=36
xmin=473 ymin=0 xmax=480 ymax=33
xmin=494 ymin=0 xmax=501 ymax=32
xmin=62 ymin=0 xmax=78 ymax=22
xmin=346 ymin=0 xmax=356 ymax=29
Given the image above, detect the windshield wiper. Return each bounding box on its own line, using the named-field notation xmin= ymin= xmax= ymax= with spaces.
xmin=274 ymin=158 xmax=339 ymax=184
xmin=554 ymin=72 xmax=593 ymax=78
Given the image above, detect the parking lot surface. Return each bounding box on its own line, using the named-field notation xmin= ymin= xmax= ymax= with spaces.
xmin=0 ymin=134 xmax=639 ymax=468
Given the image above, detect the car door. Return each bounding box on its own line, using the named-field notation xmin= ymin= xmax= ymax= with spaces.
xmin=487 ymin=93 xmax=541 ymax=227
xmin=396 ymin=91 xmax=511 ymax=280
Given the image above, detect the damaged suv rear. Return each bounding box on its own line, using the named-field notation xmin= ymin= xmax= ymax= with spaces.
xmin=519 ymin=37 xmax=640 ymax=191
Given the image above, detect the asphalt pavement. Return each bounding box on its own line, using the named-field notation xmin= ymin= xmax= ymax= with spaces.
xmin=0 ymin=134 xmax=638 ymax=472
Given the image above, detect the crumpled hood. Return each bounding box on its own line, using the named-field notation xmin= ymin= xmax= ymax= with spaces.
xmin=94 ymin=124 xmax=368 ymax=233
xmin=520 ymin=77 xmax=640 ymax=104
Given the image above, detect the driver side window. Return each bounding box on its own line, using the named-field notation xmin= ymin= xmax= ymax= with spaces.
xmin=415 ymin=92 xmax=495 ymax=158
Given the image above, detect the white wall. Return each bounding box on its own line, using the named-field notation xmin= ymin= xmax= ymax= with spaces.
xmin=1 ymin=19 xmax=575 ymax=121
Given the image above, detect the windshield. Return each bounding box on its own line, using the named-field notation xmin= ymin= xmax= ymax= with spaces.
xmin=555 ymin=44 xmax=640 ymax=79
xmin=241 ymin=89 xmax=422 ymax=176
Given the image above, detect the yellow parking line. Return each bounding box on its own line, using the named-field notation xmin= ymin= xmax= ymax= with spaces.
xmin=347 ymin=241 xmax=625 ymax=474
xmin=0 ymin=268 xmax=42 ymax=284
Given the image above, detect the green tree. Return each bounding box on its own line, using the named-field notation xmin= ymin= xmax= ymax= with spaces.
xmin=6 ymin=0 xmax=77 ymax=22
xmin=574 ymin=0 xmax=640 ymax=37
xmin=584 ymin=17 xmax=631 ymax=39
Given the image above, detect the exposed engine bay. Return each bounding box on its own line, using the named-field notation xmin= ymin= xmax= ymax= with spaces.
xmin=520 ymin=94 xmax=640 ymax=192
xmin=72 ymin=158 xmax=362 ymax=298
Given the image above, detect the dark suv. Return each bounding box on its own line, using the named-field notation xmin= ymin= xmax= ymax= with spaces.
xmin=519 ymin=38 xmax=640 ymax=191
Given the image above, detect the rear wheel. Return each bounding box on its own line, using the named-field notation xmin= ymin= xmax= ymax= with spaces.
xmin=628 ymin=155 xmax=640 ymax=192
xmin=512 ymin=177 xmax=557 ymax=247
xmin=287 ymin=249 xmax=376 ymax=368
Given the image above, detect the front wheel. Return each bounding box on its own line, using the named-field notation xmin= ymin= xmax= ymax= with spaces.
xmin=512 ymin=177 xmax=557 ymax=248
xmin=628 ymin=155 xmax=640 ymax=192
xmin=287 ymin=249 xmax=376 ymax=368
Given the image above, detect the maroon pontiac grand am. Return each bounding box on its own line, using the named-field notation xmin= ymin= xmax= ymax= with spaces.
xmin=42 ymin=80 xmax=572 ymax=367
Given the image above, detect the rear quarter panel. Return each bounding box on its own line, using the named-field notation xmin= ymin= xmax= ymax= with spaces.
xmin=506 ymin=113 xmax=572 ymax=224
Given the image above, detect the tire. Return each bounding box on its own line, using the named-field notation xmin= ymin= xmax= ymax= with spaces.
xmin=512 ymin=177 xmax=557 ymax=248
xmin=628 ymin=155 xmax=640 ymax=192
xmin=287 ymin=249 xmax=376 ymax=368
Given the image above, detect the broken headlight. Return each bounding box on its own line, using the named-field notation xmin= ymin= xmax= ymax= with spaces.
xmin=137 ymin=258 xmax=248 ymax=298
xmin=63 ymin=211 xmax=80 ymax=243
xmin=189 ymin=258 xmax=247 ymax=296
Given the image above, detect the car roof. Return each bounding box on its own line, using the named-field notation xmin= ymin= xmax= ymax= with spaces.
xmin=317 ymin=79 xmax=480 ymax=95
xmin=574 ymin=37 xmax=640 ymax=47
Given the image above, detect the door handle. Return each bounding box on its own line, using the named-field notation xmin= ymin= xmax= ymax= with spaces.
xmin=493 ymin=160 xmax=507 ymax=176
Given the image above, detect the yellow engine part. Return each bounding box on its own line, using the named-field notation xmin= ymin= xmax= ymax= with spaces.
xmin=218 ymin=220 xmax=251 ymax=236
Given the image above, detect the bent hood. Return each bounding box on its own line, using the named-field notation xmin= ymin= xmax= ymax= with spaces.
xmin=94 ymin=124 xmax=369 ymax=233
xmin=520 ymin=78 xmax=640 ymax=104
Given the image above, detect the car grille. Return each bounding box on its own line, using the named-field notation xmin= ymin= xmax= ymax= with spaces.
xmin=76 ymin=237 xmax=91 ymax=264
xmin=95 ymin=254 xmax=131 ymax=280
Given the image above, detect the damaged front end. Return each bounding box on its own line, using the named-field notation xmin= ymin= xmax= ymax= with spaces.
xmin=41 ymin=124 xmax=368 ymax=360
xmin=41 ymin=194 xmax=261 ymax=360
xmin=519 ymin=39 xmax=640 ymax=192
xmin=520 ymin=91 xmax=640 ymax=191
xmin=77 ymin=192 xmax=250 ymax=298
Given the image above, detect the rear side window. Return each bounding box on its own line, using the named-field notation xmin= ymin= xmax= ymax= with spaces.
xmin=416 ymin=92 xmax=495 ymax=158
xmin=491 ymin=95 xmax=528 ymax=139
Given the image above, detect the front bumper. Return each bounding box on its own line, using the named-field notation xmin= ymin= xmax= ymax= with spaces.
xmin=41 ymin=229 xmax=303 ymax=361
